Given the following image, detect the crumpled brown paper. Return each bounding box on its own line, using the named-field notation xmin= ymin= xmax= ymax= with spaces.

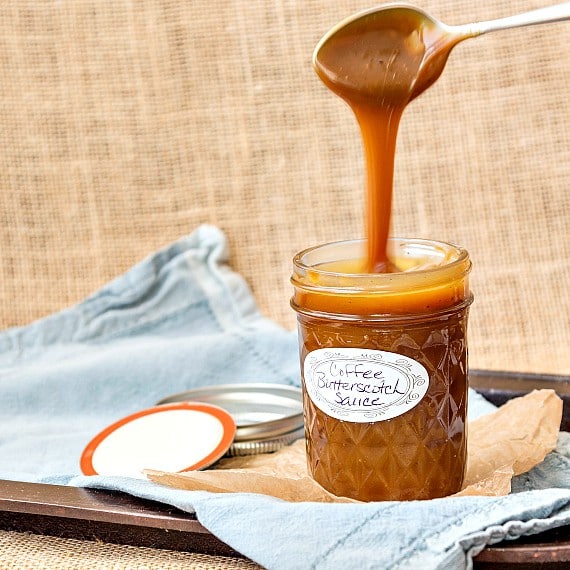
xmin=146 ymin=389 xmax=562 ymax=502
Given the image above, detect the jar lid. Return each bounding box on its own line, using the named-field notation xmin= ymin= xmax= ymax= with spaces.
xmin=156 ymin=383 xmax=304 ymax=456
xmin=80 ymin=402 xmax=236 ymax=478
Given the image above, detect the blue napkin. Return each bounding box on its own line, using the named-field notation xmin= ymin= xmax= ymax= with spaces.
xmin=1 ymin=224 xmax=569 ymax=569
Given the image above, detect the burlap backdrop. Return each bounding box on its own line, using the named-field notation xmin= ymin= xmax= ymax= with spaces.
xmin=0 ymin=0 xmax=568 ymax=376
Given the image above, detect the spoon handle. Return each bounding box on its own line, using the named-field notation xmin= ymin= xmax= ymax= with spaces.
xmin=459 ymin=1 xmax=570 ymax=36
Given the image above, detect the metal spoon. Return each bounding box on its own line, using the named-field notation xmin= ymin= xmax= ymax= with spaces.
xmin=436 ymin=1 xmax=570 ymax=37
xmin=314 ymin=2 xmax=570 ymax=102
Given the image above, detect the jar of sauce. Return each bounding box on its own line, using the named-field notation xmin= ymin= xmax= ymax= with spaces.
xmin=291 ymin=238 xmax=473 ymax=501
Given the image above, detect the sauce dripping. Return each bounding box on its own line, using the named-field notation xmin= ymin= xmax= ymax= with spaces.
xmin=313 ymin=7 xmax=465 ymax=272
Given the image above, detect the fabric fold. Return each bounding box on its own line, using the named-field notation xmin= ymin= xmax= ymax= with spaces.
xmin=0 ymin=225 xmax=298 ymax=482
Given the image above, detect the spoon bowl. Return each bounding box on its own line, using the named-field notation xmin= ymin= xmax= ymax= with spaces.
xmin=314 ymin=2 xmax=570 ymax=103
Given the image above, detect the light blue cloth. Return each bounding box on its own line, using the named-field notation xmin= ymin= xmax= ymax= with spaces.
xmin=1 ymin=224 xmax=569 ymax=569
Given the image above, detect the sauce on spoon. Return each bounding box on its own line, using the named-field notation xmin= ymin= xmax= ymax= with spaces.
xmin=313 ymin=6 xmax=467 ymax=272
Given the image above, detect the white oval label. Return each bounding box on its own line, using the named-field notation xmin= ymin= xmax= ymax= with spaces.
xmin=303 ymin=348 xmax=429 ymax=423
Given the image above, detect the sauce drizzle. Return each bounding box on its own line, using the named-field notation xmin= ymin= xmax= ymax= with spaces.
xmin=313 ymin=7 xmax=463 ymax=272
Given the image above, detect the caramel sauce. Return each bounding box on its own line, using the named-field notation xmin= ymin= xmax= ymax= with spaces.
xmin=313 ymin=8 xmax=461 ymax=272
xmin=292 ymin=9 xmax=472 ymax=501
xmin=297 ymin=307 xmax=470 ymax=501
xmin=292 ymin=238 xmax=473 ymax=501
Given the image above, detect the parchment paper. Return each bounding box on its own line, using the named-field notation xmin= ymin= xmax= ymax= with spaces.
xmin=146 ymin=389 xmax=562 ymax=502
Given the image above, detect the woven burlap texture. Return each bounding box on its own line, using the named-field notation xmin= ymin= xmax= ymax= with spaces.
xmin=0 ymin=0 xmax=569 ymax=568
xmin=0 ymin=530 xmax=262 ymax=570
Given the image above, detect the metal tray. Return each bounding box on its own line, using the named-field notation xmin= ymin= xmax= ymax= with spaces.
xmin=0 ymin=369 xmax=569 ymax=567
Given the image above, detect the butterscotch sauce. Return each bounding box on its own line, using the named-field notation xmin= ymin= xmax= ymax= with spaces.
xmin=291 ymin=237 xmax=473 ymax=501
xmin=292 ymin=7 xmax=473 ymax=502
xmin=313 ymin=8 xmax=462 ymax=272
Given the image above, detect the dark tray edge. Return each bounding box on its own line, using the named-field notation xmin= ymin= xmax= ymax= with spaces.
xmin=0 ymin=479 xmax=243 ymax=558
xmin=470 ymin=368 xmax=570 ymax=432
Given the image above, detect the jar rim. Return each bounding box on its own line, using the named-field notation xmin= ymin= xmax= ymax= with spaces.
xmin=291 ymin=238 xmax=472 ymax=317
xmin=292 ymin=237 xmax=469 ymax=279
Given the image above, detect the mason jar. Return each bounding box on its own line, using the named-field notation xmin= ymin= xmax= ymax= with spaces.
xmin=291 ymin=237 xmax=473 ymax=501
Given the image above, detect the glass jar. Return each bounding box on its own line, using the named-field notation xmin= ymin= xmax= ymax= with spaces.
xmin=291 ymin=238 xmax=473 ymax=501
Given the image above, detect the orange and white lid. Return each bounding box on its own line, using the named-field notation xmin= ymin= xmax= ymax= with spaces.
xmin=80 ymin=402 xmax=236 ymax=478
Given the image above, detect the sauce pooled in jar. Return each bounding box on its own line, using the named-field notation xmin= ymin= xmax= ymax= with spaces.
xmin=313 ymin=7 xmax=462 ymax=271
